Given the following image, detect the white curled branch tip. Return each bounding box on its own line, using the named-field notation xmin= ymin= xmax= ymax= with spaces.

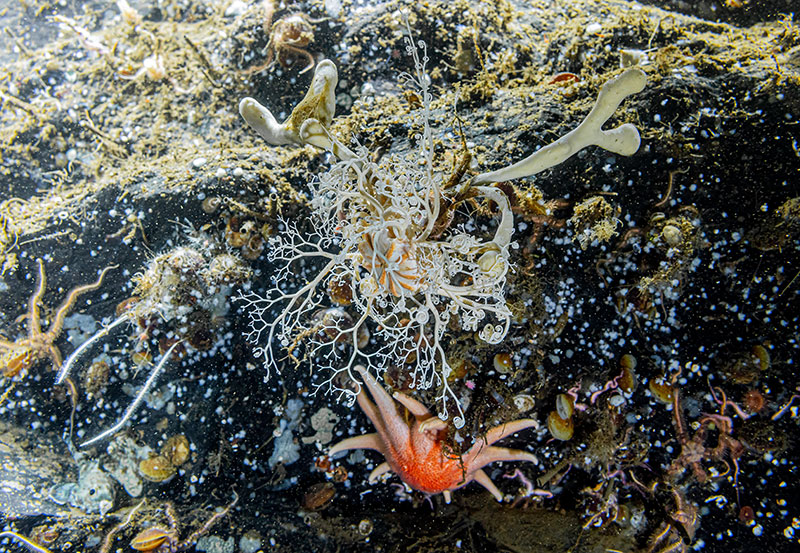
xmin=471 ymin=68 xmax=647 ymax=186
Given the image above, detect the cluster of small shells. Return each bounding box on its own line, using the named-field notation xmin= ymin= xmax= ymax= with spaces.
xmin=203 ymin=195 xmax=268 ymax=261
xmin=138 ymin=434 xmax=191 ymax=483
xmin=492 ymin=352 xmax=538 ymax=412
xmin=624 ymin=211 xmax=700 ymax=313
xmin=131 ymin=244 xmax=252 ymax=309
xmin=116 ymin=236 xmax=251 ymax=352
xmin=225 ymin=215 xmax=269 ymax=260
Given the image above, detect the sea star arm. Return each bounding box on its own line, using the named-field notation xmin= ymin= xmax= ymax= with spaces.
xmin=472 ymin=446 xmax=538 ymax=469
xmin=356 ymin=366 xmax=409 ymax=446
xmin=418 ymin=417 xmax=448 ymax=434
xmin=471 ymin=469 xmax=504 ymax=502
xmin=484 ymin=418 xmax=539 ymax=446
xmin=393 ymin=391 xmax=431 ymax=418
xmin=368 ymin=462 xmax=392 ymax=483
xmin=328 ymin=433 xmax=383 ymax=457
xmin=354 ymin=382 xmax=387 ymax=437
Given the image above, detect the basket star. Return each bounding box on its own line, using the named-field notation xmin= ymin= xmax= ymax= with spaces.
xmin=329 ymin=366 xmax=539 ymax=502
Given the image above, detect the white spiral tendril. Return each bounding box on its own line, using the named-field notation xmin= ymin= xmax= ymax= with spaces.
xmin=479 ymin=324 xmax=505 ymax=345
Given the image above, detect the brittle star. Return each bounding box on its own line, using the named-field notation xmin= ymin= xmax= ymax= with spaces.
xmin=0 ymin=258 xmax=116 ymax=380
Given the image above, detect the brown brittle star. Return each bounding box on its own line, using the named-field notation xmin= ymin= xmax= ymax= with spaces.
xmin=0 ymin=258 xmax=116 ymax=379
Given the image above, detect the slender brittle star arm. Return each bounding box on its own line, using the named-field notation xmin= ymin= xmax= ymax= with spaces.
xmin=28 ymin=259 xmax=48 ymax=339
xmin=45 ymin=264 xmax=117 ymax=343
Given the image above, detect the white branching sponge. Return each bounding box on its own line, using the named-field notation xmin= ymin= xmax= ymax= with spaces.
xmin=238 ymin=30 xmax=646 ymax=427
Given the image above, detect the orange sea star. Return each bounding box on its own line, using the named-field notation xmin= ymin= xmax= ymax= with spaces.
xmin=329 ymin=366 xmax=539 ymax=502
